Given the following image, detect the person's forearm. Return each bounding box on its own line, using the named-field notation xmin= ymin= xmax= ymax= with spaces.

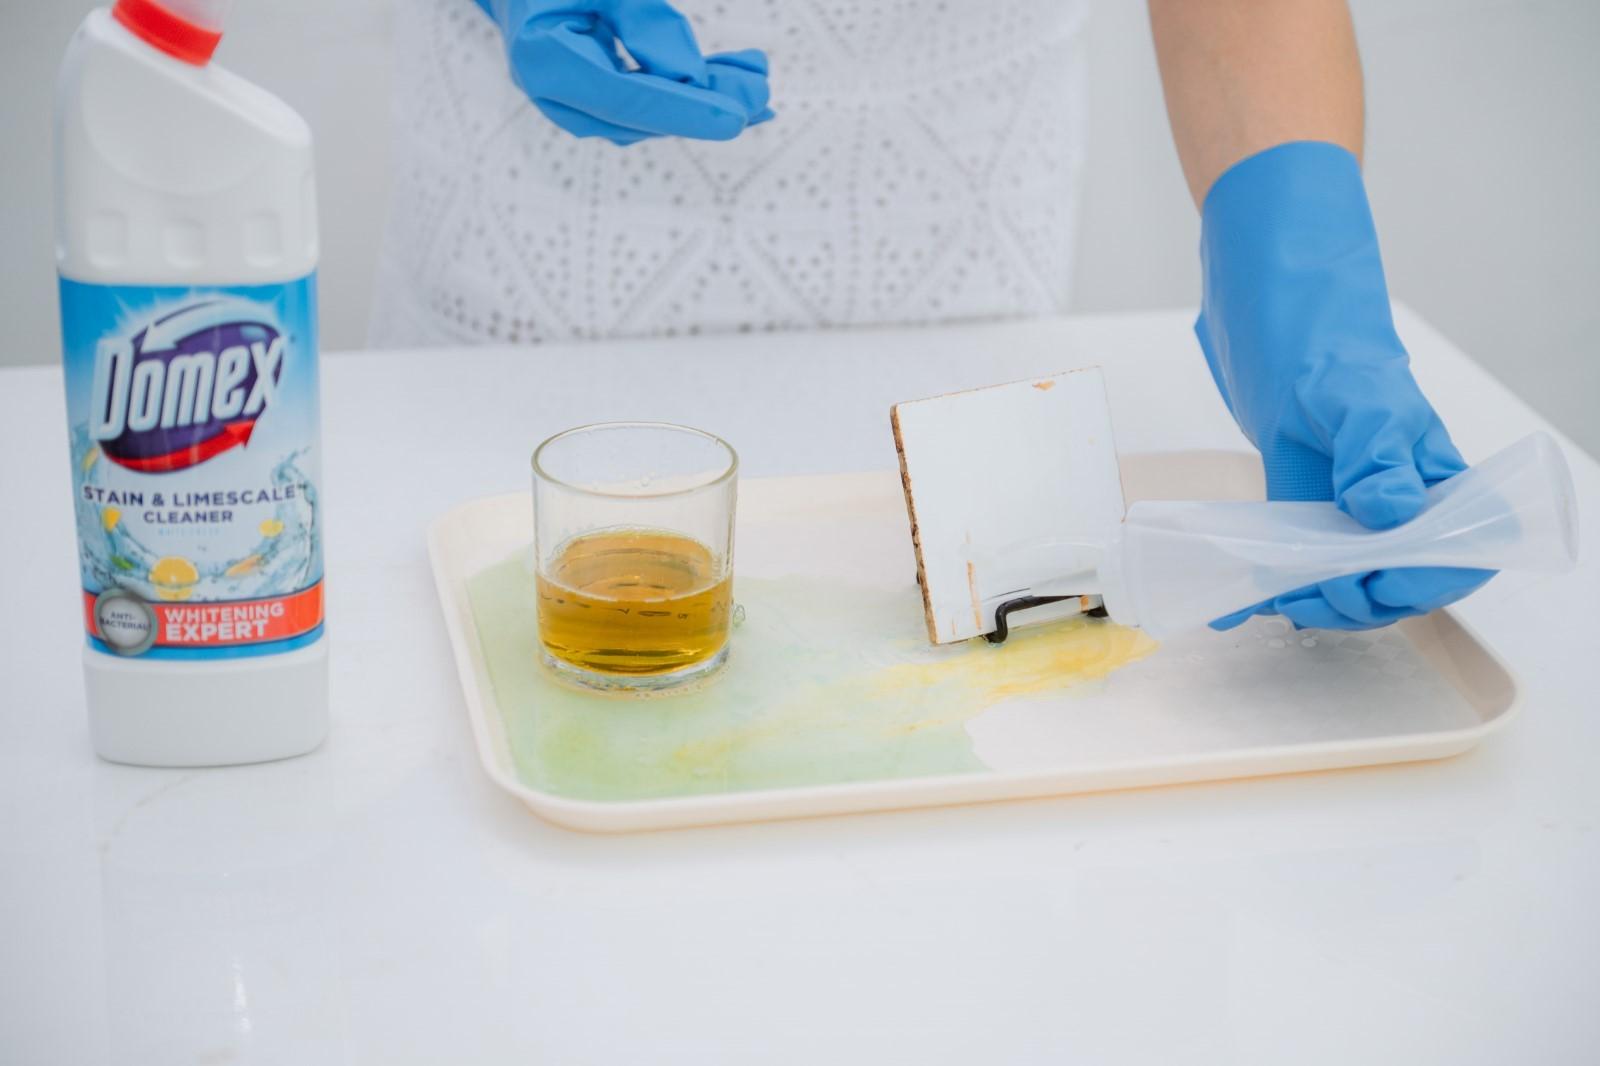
xmin=1149 ymin=0 xmax=1365 ymax=205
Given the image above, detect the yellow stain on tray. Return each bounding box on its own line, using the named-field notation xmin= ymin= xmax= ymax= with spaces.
xmin=876 ymin=620 xmax=1155 ymax=717
xmin=665 ymin=614 xmax=1154 ymax=768
xmin=467 ymin=551 xmax=1156 ymax=802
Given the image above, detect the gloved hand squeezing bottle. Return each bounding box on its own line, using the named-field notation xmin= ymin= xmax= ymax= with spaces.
xmin=474 ymin=0 xmax=773 ymax=145
xmin=1198 ymin=142 xmax=1494 ymax=631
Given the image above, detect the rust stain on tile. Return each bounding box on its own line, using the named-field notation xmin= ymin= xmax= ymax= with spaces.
xmin=891 ymin=403 xmax=939 ymax=644
xmin=1032 ymin=380 xmax=1056 ymax=391
xmin=966 ymin=560 xmax=984 ymax=634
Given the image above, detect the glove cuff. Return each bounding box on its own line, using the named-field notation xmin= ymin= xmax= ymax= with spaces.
xmin=1198 ymin=141 xmax=1405 ymax=501
xmin=1201 ymin=140 xmax=1367 ymax=220
xmin=1199 ymin=142 xmax=1395 ymax=355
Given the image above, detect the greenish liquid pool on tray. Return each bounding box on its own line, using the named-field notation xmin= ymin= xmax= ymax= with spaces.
xmin=467 ymin=551 xmax=1157 ymax=802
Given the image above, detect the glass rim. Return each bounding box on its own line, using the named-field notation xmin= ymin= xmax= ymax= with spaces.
xmin=531 ymin=421 xmax=739 ymax=500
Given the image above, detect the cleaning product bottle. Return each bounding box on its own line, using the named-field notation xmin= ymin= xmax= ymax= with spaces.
xmin=55 ymin=0 xmax=328 ymax=765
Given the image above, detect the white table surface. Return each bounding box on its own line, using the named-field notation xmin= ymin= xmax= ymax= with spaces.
xmin=3 ymin=306 xmax=1597 ymax=1065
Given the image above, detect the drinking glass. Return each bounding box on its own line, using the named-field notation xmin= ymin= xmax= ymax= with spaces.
xmin=531 ymin=422 xmax=737 ymax=691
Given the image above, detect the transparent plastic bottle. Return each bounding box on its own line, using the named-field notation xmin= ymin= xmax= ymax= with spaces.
xmin=1019 ymin=432 xmax=1581 ymax=640
xmin=55 ymin=0 xmax=328 ymax=765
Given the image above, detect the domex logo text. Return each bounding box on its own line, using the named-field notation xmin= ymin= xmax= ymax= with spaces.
xmin=89 ymin=300 xmax=285 ymax=474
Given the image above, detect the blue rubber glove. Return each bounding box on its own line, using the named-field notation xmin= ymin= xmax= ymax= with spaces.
xmin=474 ymin=0 xmax=773 ymax=146
xmin=1197 ymin=142 xmax=1494 ymax=632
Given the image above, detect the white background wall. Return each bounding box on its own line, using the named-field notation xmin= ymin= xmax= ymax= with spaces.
xmin=3 ymin=0 xmax=1595 ymax=453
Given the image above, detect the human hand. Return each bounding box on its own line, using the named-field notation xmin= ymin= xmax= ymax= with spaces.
xmin=475 ymin=0 xmax=772 ymax=145
xmin=1196 ymin=142 xmax=1494 ymax=631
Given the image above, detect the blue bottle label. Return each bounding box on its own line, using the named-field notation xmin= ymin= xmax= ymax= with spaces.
xmin=59 ymin=275 xmax=324 ymax=659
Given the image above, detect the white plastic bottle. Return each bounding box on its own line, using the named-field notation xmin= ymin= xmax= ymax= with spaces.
xmin=55 ymin=0 xmax=328 ymax=765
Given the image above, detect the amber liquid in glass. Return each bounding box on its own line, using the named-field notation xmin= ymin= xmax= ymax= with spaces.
xmin=536 ymin=528 xmax=732 ymax=676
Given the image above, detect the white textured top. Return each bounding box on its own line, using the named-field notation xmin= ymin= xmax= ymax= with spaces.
xmin=371 ymin=0 xmax=1089 ymax=346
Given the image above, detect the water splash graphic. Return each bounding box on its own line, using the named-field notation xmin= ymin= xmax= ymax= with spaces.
xmin=71 ymin=424 xmax=320 ymax=601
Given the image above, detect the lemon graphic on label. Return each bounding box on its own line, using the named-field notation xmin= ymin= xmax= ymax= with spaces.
xmin=225 ymin=554 xmax=262 ymax=578
xmin=259 ymin=518 xmax=285 ymax=537
xmin=149 ymin=556 xmax=200 ymax=601
xmin=101 ymin=506 xmax=121 ymax=532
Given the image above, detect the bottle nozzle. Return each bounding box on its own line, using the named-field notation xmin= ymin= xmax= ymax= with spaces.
xmin=112 ymin=0 xmax=232 ymax=65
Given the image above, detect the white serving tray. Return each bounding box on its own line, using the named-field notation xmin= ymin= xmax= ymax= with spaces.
xmin=428 ymin=453 xmax=1519 ymax=833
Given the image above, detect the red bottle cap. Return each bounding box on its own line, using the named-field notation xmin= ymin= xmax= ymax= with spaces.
xmin=112 ymin=0 xmax=224 ymax=66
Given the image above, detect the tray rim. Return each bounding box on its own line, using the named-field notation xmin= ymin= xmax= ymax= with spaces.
xmin=427 ymin=464 xmax=1523 ymax=834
